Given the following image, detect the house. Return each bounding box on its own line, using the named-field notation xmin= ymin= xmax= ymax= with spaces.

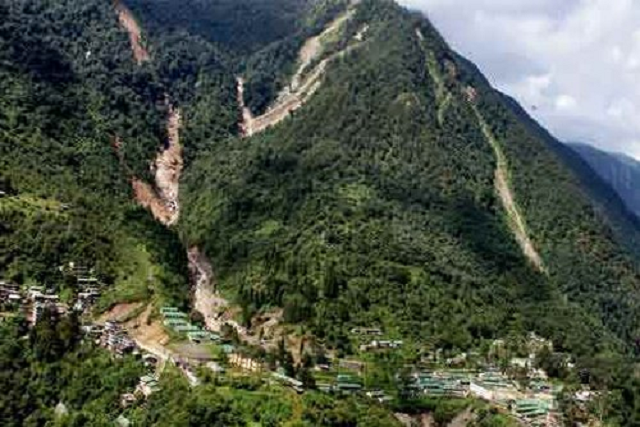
xmin=163 ymin=318 xmax=188 ymax=328
xmin=136 ymin=375 xmax=160 ymax=397
xmin=272 ymin=372 xmax=304 ymax=393
xmin=470 ymin=381 xmax=494 ymax=401
xmin=336 ymin=375 xmax=363 ymax=394
xmin=350 ymin=327 xmax=383 ymax=336
xmin=76 ymin=277 xmax=99 ymax=290
xmin=339 ymin=359 xmax=364 ymax=373
xmin=470 ymin=375 xmax=518 ymax=402
xmin=366 ymin=390 xmax=392 ymax=403
xmin=513 ymin=399 xmax=551 ymax=423
xmin=206 ymin=361 xmax=225 ymax=374
xmin=31 ymin=300 xmax=68 ymax=325
xmin=221 ymin=344 xmax=235 ymax=354
xmin=229 ymin=353 xmax=263 ymax=372
xmin=115 ymin=415 xmax=131 ymax=427
xmin=0 ymin=282 xmax=20 ymax=295
xmin=360 ymin=340 xmax=404 ymax=352
xmin=100 ymin=324 xmax=137 ymax=356
xmin=161 ymin=307 xmax=180 ymax=315
xmin=7 ymin=293 xmax=23 ymax=304
xmin=163 ymin=311 xmax=188 ymax=319
xmin=27 ymin=286 xmax=46 ymax=301
xmin=317 ymin=383 xmax=335 ymax=393
xmin=187 ymin=330 xmax=219 ymax=343
xmin=120 ymin=393 xmax=137 ymax=408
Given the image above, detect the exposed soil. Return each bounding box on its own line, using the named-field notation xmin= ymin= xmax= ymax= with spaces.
xmin=97 ymin=302 xmax=143 ymax=323
xmin=448 ymin=407 xmax=476 ymax=427
xmin=125 ymin=105 xmax=182 ymax=226
xmin=495 ymin=168 xmax=545 ymax=270
xmin=152 ymin=105 xmax=183 ymax=226
xmin=475 ymin=108 xmax=546 ymax=272
xmin=188 ymin=246 xmax=226 ymax=332
xmin=237 ymin=78 xmax=255 ymax=137
xmin=238 ymin=9 xmax=366 ymax=137
xmin=131 ymin=178 xmax=174 ymax=224
xmin=114 ymin=0 xmax=150 ymax=64
xmin=125 ymin=305 xmax=172 ymax=360
xmin=114 ymin=2 xmax=182 ymax=227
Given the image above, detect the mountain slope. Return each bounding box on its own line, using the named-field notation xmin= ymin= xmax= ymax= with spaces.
xmin=4 ymin=0 xmax=640 ymax=423
xmin=571 ymin=142 xmax=640 ymax=219
xmin=0 ymin=0 xmax=190 ymax=307
xmin=180 ymin=0 xmax=640 ymax=358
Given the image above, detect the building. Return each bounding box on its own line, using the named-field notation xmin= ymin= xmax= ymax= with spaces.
xmin=187 ymin=330 xmax=220 ymax=343
xmin=366 ymin=390 xmax=392 ymax=403
xmin=229 ymin=353 xmax=263 ymax=372
xmin=339 ymin=359 xmax=364 ymax=373
xmin=336 ymin=374 xmax=363 ymax=394
xmin=360 ymin=340 xmax=403 ymax=352
xmin=120 ymin=393 xmax=137 ymax=408
xmin=350 ymin=327 xmax=383 ymax=336
xmin=136 ymin=375 xmax=160 ymax=397
xmin=163 ymin=311 xmax=188 ymax=319
xmin=206 ymin=361 xmax=225 ymax=374
xmin=272 ymin=372 xmax=304 ymax=393
xmin=31 ymin=300 xmax=68 ymax=325
xmin=100 ymin=322 xmax=137 ymax=356
xmin=160 ymin=307 xmax=181 ymax=315
xmin=414 ymin=373 xmax=470 ymax=398
xmin=513 ymin=399 xmax=552 ymax=425
xmin=470 ymin=375 xmax=519 ymax=403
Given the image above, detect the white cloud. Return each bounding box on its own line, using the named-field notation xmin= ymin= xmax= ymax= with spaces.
xmin=398 ymin=0 xmax=640 ymax=159
xmin=555 ymin=95 xmax=577 ymax=111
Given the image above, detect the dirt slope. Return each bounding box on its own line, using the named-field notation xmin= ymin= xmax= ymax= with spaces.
xmin=114 ymin=0 xmax=150 ymax=64
xmin=239 ymin=8 xmax=367 ymax=137
xmin=152 ymin=105 xmax=183 ymax=226
xmin=188 ymin=246 xmax=226 ymax=332
xmin=475 ymin=108 xmax=546 ymax=272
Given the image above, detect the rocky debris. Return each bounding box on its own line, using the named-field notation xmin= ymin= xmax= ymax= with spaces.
xmin=238 ymin=9 xmax=367 ymax=137
xmin=152 ymin=105 xmax=183 ymax=226
xmin=114 ymin=0 xmax=149 ymax=64
xmin=474 ymin=109 xmax=545 ymax=272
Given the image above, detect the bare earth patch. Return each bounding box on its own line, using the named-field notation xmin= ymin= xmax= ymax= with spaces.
xmin=114 ymin=0 xmax=150 ymax=64
xmin=98 ymin=302 xmax=143 ymax=323
xmin=238 ymin=8 xmax=367 ymax=137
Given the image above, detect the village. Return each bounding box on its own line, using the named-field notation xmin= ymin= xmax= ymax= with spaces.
xmin=0 ymin=269 xmax=598 ymax=427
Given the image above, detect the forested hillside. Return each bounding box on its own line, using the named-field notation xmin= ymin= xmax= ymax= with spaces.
xmin=0 ymin=0 xmax=190 ymax=306
xmin=181 ymin=0 xmax=640 ymax=356
xmin=4 ymin=0 xmax=640 ymax=424
xmin=571 ymin=143 xmax=640 ymax=219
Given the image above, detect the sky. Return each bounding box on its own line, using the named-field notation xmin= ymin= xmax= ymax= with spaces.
xmin=398 ymin=0 xmax=640 ymax=160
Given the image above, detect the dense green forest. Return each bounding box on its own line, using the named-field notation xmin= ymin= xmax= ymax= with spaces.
xmin=4 ymin=0 xmax=640 ymax=424
xmin=181 ymin=0 xmax=639 ymax=358
xmin=0 ymin=0 xmax=190 ymax=306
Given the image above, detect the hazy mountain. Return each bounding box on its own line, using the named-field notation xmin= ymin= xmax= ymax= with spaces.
xmin=570 ymin=142 xmax=640 ymax=219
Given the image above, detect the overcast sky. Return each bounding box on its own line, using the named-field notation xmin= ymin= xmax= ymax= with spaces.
xmin=398 ymin=0 xmax=640 ymax=159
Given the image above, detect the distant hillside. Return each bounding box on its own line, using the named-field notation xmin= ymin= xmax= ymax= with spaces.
xmin=570 ymin=143 xmax=640 ymax=219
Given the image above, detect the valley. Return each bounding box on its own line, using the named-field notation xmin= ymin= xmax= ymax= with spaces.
xmin=2 ymin=0 xmax=640 ymax=425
